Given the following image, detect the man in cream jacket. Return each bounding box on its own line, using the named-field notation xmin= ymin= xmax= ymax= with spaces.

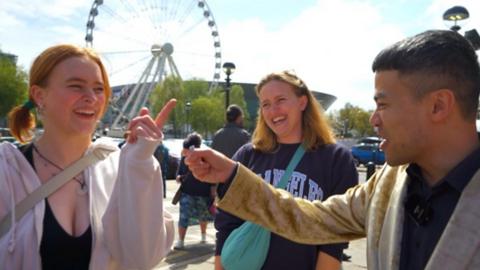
xmin=185 ymin=30 xmax=480 ymax=270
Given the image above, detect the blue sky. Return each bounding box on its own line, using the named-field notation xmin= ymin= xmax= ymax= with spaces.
xmin=1 ymin=0 xmax=479 ymax=111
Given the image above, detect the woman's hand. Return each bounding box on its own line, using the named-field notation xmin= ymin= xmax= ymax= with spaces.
xmin=184 ymin=148 xmax=236 ymax=184
xmin=126 ymin=99 xmax=177 ymax=144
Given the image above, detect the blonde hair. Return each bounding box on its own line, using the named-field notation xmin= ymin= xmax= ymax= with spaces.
xmin=252 ymin=71 xmax=335 ymax=152
xmin=8 ymin=44 xmax=111 ymax=143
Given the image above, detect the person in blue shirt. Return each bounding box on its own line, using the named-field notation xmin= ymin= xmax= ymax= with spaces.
xmin=174 ymin=132 xmax=215 ymax=249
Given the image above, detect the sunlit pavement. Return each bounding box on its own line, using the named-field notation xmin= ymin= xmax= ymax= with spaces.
xmin=155 ymin=168 xmax=370 ymax=269
xmin=154 ymin=180 xmax=216 ymax=269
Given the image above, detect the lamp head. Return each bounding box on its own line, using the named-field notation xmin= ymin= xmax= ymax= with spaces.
xmin=443 ymin=6 xmax=469 ymax=22
xmin=222 ymin=62 xmax=236 ymax=76
xmin=443 ymin=6 xmax=469 ymax=32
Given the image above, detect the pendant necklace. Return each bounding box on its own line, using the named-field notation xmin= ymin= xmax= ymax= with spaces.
xmin=32 ymin=144 xmax=88 ymax=195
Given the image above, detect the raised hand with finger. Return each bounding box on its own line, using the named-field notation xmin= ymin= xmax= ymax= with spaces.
xmin=126 ymin=99 xmax=177 ymax=144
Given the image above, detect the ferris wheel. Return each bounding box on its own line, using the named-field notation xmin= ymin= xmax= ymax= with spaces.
xmin=85 ymin=0 xmax=222 ymax=129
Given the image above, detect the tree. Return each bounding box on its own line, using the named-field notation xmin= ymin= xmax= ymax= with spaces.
xmin=150 ymin=76 xmax=184 ymax=137
xmin=149 ymin=78 xmax=249 ymax=138
xmin=0 ymin=55 xmax=28 ymax=124
xmin=328 ymin=103 xmax=375 ymax=138
xmin=208 ymin=83 xmax=251 ymax=130
xmin=354 ymin=110 xmax=374 ymax=137
xmin=189 ymin=96 xmax=223 ymax=137
xmin=183 ymin=79 xmax=209 ymax=100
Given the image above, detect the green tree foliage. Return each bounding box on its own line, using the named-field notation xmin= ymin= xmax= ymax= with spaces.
xmin=190 ymin=96 xmax=224 ymax=137
xmin=150 ymin=76 xmax=184 ymax=115
xmin=328 ymin=103 xmax=375 ymax=138
xmin=208 ymin=84 xmax=251 ymax=129
xmin=149 ymin=77 xmax=247 ymax=138
xmin=183 ymin=79 xmax=209 ymax=100
xmin=0 ymin=56 xmax=28 ymax=119
xmin=354 ymin=110 xmax=374 ymax=137
xmin=149 ymin=76 xmax=184 ymax=137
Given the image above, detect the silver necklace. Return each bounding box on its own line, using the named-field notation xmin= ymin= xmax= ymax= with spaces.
xmin=32 ymin=144 xmax=88 ymax=195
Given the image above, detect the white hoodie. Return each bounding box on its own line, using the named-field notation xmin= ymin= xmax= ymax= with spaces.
xmin=0 ymin=137 xmax=175 ymax=270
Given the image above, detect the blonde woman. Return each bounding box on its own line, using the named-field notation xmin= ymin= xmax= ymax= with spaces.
xmin=0 ymin=44 xmax=175 ymax=269
xmin=214 ymin=71 xmax=358 ymax=270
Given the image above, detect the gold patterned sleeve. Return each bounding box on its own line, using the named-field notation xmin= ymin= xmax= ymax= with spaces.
xmin=216 ymin=163 xmax=376 ymax=245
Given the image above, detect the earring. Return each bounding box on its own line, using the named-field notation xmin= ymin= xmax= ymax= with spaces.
xmin=36 ymin=104 xmax=45 ymax=117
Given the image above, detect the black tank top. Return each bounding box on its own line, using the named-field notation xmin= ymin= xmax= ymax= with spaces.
xmin=19 ymin=144 xmax=92 ymax=269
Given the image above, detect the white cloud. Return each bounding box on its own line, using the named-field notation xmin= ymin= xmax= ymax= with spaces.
xmin=218 ymin=0 xmax=480 ymax=111
xmin=2 ymin=0 xmax=479 ymax=112
xmin=0 ymin=1 xmax=28 ymax=34
xmin=0 ymin=0 xmax=89 ymax=68
xmin=0 ymin=12 xmax=21 ymax=39
xmin=220 ymin=0 xmax=406 ymax=111
xmin=0 ymin=0 xmax=90 ymax=20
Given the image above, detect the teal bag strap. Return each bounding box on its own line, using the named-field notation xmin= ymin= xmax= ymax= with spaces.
xmin=220 ymin=144 xmax=306 ymax=270
xmin=276 ymin=144 xmax=305 ymax=189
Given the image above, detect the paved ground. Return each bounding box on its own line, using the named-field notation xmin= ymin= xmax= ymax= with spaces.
xmin=155 ymin=168 xmax=370 ymax=269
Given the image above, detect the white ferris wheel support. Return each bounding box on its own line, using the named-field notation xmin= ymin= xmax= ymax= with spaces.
xmin=111 ymin=43 xmax=181 ymax=129
xmin=84 ymin=0 xmax=222 ymax=131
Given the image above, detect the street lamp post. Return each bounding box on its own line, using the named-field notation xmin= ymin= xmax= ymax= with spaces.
xmin=442 ymin=5 xmax=469 ymax=32
xmin=442 ymin=6 xmax=480 ymax=50
xmin=185 ymin=101 xmax=191 ymax=135
xmin=443 ymin=6 xmax=480 ymax=121
xmin=222 ymin=62 xmax=236 ymax=109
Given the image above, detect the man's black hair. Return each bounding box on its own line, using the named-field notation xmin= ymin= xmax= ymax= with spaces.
xmin=372 ymin=30 xmax=480 ymax=120
xmin=226 ymin=104 xmax=243 ymax=123
xmin=183 ymin=132 xmax=202 ymax=149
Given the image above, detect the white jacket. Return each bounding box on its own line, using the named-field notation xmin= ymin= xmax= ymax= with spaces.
xmin=0 ymin=138 xmax=175 ymax=270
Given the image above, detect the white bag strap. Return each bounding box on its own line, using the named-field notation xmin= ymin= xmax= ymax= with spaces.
xmin=0 ymin=145 xmax=115 ymax=238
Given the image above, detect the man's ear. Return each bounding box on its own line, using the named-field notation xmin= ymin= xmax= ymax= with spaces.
xmin=429 ymin=89 xmax=455 ymax=122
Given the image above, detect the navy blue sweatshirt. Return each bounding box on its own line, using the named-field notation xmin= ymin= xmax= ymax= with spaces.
xmin=215 ymin=143 xmax=359 ymax=269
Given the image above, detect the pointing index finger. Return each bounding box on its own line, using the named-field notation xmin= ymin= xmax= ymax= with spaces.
xmin=155 ymin=99 xmax=177 ymax=128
